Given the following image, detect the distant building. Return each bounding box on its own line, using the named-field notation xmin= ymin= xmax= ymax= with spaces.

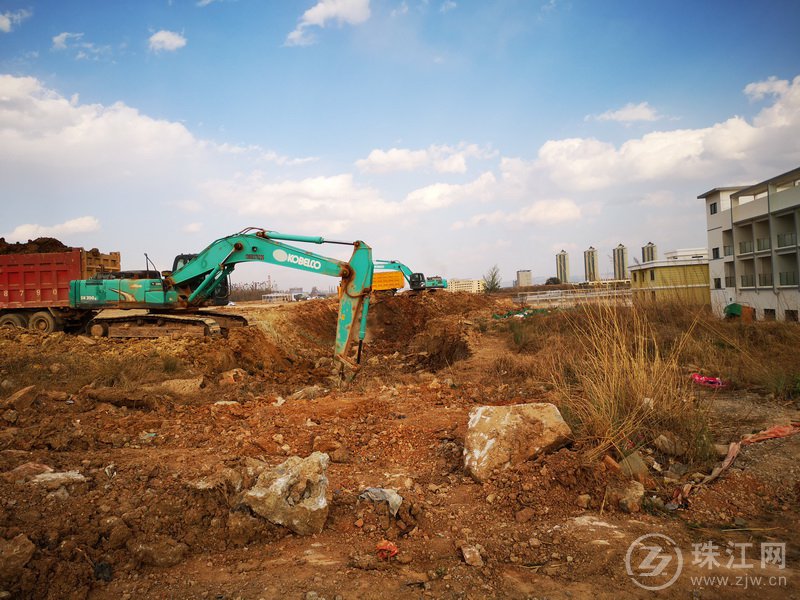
xmin=642 ymin=242 xmax=658 ymax=263
xmin=629 ymin=249 xmax=709 ymax=305
xmin=613 ymin=244 xmax=629 ymax=280
xmin=556 ymin=250 xmax=569 ymax=284
xmin=699 ymin=166 xmax=800 ymax=321
xmin=583 ymin=247 xmax=599 ymax=282
xmin=447 ymin=278 xmax=486 ymax=294
xmin=516 ymin=270 xmax=532 ymax=287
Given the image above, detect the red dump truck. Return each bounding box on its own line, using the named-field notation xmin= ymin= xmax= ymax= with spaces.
xmin=0 ymin=246 xmax=120 ymax=332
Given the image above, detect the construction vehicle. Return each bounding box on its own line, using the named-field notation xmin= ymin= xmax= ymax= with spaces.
xmin=371 ymin=270 xmax=406 ymax=293
xmin=374 ymin=260 xmax=448 ymax=291
xmin=2 ymin=228 xmax=374 ymax=371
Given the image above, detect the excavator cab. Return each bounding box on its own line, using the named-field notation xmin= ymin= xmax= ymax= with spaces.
xmin=173 ymin=253 xmax=230 ymax=306
xmin=409 ymin=272 xmax=426 ymax=291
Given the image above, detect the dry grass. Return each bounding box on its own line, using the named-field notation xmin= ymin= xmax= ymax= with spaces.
xmin=549 ymin=304 xmax=711 ymax=462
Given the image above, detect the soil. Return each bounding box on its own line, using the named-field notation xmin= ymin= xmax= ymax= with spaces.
xmin=0 ymin=237 xmax=73 ymax=255
xmin=0 ymin=294 xmax=798 ymax=599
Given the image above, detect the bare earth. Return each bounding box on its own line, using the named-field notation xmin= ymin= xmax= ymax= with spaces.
xmin=1 ymin=294 xmax=798 ymax=599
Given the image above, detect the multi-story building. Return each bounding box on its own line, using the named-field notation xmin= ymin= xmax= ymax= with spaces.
xmin=556 ymin=250 xmax=569 ymax=284
xmin=642 ymin=242 xmax=658 ymax=263
xmin=447 ymin=278 xmax=486 ymax=294
xmin=613 ymin=244 xmax=629 ymax=280
xmin=583 ymin=247 xmax=599 ymax=282
xmin=699 ymin=166 xmax=800 ymax=321
xmin=628 ymin=249 xmax=709 ymax=305
xmin=515 ymin=270 xmax=532 ymax=287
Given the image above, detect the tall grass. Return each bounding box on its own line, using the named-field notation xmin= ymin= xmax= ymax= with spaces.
xmin=551 ymin=304 xmax=711 ymax=462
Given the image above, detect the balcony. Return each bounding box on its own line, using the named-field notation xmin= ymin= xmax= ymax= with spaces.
xmin=756 ymin=238 xmax=771 ymax=252
xmin=758 ymin=273 xmax=773 ymax=287
xmin=779 ymin=271 xmax=799 ymax=286
xmin=740 ymin=274 xmax=755 ymax=287
xmin=723 ymin=245 xmax=734 ymax=257
xmin=738 ymin=240 xmax=754 ymax=255
xmin=777 ymin=232 xmax=797 ymax=248
xmin=725 ymin=276 xmax=736 ymax=288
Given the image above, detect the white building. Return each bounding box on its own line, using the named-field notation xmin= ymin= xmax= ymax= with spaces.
xmin=583 ymin=247 xmax=599 ymax=282
xmin=699 ymin=166 xmax=800 ymax=321
xmin=556 ymin=250 xmax=569 ymax=283
xmin=612 ymin=244 xmax=629 ymax=280
xmin=447 ymin=279 xmax=486 ymax=294
xmin=515 ymin=270 xmax=532 ymax=287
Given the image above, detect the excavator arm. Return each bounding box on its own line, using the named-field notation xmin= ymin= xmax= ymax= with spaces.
xmin=168 ymin=228 xmax=373 ymax=372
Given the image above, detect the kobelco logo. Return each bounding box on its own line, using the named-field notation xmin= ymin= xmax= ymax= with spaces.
xmin=625 ymin=533 xmax=683 ymax=591
xmin=272 ymin=249 xmax=322 ymax=270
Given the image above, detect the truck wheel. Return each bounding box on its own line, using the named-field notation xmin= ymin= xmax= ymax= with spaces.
xmin=28 ymin=311 xmax=62 ymax=334
xmin=88 ymin=322 xmax=108 ymax=337
xmin=0 ymin=313 xmax=26 ymax=329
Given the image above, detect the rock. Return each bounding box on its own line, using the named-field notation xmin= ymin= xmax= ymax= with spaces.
xmin=158 ymin=377 xmax=204 ymax=396
xmin=3 ymin=385 xmax=37 ymax=411
xmin=188 ymin=468 xmax=243 ymax=493
xmin=127 ymin=536 xmax=188 ymax=567
xmin=575 ymin=494 xmax=591 ymax=509
xmin=289 ymin=385 xmax=325 ymax=401
xmin=514 ymin=507 xmax=535 ymax=523
xmin=463 ymin=403 xmax=572 ymax=482
xmin=219 ymin=368 xmax=246 ymax=385
xmin=242 ymin=452 xmax=330 ymax=535
xmin=1 ymin=410 xmax=17 ymax=424
xmin=619 ymin=451 xmax=649 ymax=483
xmin=607 ymin=480 xmax=644 ymax=513
xmin=460 ymin=545 xmax=484 ymax=567
xmin=0 ymin=534 xmax=36 ymax=579
xmin=2 ymin=462 xmax=54 ymax=484
xmin=653 ymin=433 xmax=687 ymax=457
xmin=30 ymin=471 xmax=87 ymax=490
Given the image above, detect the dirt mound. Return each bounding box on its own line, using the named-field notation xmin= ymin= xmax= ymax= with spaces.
xmin=0 ymin=237 xmax=72 ymax=255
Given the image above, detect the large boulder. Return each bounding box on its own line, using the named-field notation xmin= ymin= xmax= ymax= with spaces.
xmin=242 ymin=452 xmax=330 ymax=535
xmin=463 ymin=403 xmax=572 ymax=482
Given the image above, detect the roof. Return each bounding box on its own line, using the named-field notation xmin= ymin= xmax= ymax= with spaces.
xmin=731 ymin=166 xmax=800 ymax=200
xmin=697 ymin=186 xmax=747 ymax=200
xmin=628 ymin=257 xmax=708 ymax=271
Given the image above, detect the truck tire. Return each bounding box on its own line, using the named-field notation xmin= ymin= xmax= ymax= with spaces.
xmin=28 ymin=311 xmax=63 ymax=334
xmin=0 ymin=313 xmax=26 ymax=329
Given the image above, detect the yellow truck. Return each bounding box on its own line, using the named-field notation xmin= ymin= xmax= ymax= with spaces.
xmin=372 ymin=270 xmax=405 ymax=292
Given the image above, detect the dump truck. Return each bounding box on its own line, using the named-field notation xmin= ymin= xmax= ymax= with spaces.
xmin=0 ymin=246 xmax=120 ymax=332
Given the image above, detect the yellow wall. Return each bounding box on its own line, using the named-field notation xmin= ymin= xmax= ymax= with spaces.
xmin=630 ymin=263 xmax=710 ymax=305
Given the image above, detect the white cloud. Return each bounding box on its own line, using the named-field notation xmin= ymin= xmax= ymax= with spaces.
xmin=440 ymin=1 xmax=457 ymax=13
xmin=0 ymin=9 xmax=31 ymax=33
xmin=356 ymin=143 xmax=495 ymax=174
xmin=638 ymin=190 xmax=675 ymax=207
xmin=744 ymin=76 xmax=789 ymax=102
xmin=4 ymin=216 xmax=100 ymax=242
xmin=148 ymin=30 xmax=187 ymax=53
xmin=286 ymin=0 xmax=371 ymax=47
xmin=452 ymin=198 xmax=581 ymax=229
xmin=391 ymin=1 xmax=409 ymax=17
xmin=538 ymin=75 xmax=800 ymax=191
xmin=404 ymin=172 xmax=496 ymax=210
xmin=183 ymin=222 xmax=203 ymax=233
xmin=588 ymin=101 xmax=662 ymax=123
xmin=52 ymin=32 xmax=83 ymax=50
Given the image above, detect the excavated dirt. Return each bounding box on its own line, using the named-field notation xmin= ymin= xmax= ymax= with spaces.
xmin=0 ymin=294 xmax=798 ymax=599
xmin=0 ymin=237 xmax=73 ymax=255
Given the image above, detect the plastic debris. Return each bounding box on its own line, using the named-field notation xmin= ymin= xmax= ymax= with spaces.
xmin=690 ymin=373 xmax=728 ymax=388
xmin=375 ymin=540 xmax=399 ymax=560
xmin=359 ymin=487 xmax=403 ymax=516
xmin=742 ymin=422 xmax=800 ymax=445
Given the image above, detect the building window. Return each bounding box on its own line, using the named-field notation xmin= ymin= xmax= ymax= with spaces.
xmin=712 ymin=247 xmax=720 ymax=259
xmin=714 ymin=278 xmax=722 ymax=289
xmin=650 ymin=270 xmax=655 ymax=281
xmin=710 ymin=202 xmax=718 ymax=215
xmin=764 ymin=308 xmax=776 ymax=321
xmin=785 ymin=310 xmax=799 ymax=322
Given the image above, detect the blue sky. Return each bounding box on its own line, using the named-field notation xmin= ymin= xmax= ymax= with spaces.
xmin=2 ymin=0 xmax=800 ymax=288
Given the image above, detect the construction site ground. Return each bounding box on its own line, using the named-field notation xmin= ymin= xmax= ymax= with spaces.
xmin=1 ymin=293 xmax=798 ymax=599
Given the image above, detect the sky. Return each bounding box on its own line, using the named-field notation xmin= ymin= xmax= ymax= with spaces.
xmin=2 ymin=0 xmax=800 ymax=289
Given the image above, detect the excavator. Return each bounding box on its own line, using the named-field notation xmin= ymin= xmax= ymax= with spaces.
xmin=69 ymin=228 xmax=374 ymax=373
xmin=374 ymin=260 xmax=448 ymax=291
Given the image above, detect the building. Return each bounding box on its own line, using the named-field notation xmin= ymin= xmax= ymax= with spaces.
xmin=583 ymin=247 xmax=599 ymax=282
xmin=447 ymin=278 xmax=486 ymax=294
xmin=613 ymin=244 xmax=629 ymax=280
xmin=556 ymin=250 xmax=569 ymax=284
xmin=642 ymin=242 xmax=658 ymax=263
xmin=515 ymin=270 xmax=532 ymax=287
xmin=628 ymin=249 xmax=709 ymax=305
xmin=699 ymin=166 xmax=800 ymax=321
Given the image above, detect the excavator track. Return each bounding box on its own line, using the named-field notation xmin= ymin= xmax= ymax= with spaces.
xmin=88 ymin=311 xmax=222 ymax=338
xmin=196 ymin=311 xmax=249 ymax=331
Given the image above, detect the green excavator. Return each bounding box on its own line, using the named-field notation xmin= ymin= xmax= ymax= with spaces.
xmin=69 ymin=227 xmax=374 ymax=372
xmin=374 ymin=260 xmax=448 ymax=291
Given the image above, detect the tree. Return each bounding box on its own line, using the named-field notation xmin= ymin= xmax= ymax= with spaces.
xmin=545 ymin=277 xmax=561 ymax=285
xmin=483 ymin=264 xmax=502 ymax=293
